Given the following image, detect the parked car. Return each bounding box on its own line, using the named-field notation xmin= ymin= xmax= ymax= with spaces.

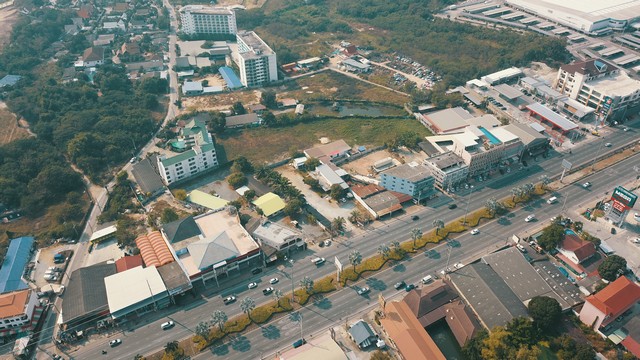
xmin=516 ymin=244 xmax=527 ymax=253
xmin=248 ymin=282 xmax=258 ymax=289
xmin=161 ymin=321 xmax=175 ymax=330
xmin=357 ymin=287 xmax=370 ymax=295
xmin=405 ymin=284 xmax=416 ymax=292
xmin=269 ymin=278 xmax=279 ymax=284
xmin=109 ymin=339 xmax=122 ymax=347
xmin=223 ymin=295 xmax=236 ymax=305
xmin=470 ymin=229 xmax=479 ymax=235
xmin=421 ymin=275 xmax=433 ymax=284
xmin=394 ymin=281 xmax=406 ymax=290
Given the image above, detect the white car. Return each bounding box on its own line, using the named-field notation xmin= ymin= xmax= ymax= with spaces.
xmin=631 ymin=238 xmax=640 ymax=245
xmin=605 ymin=142 xmax=612 ymax=147
xmin=248 ymin=282 xmax=258 ymax=289
xmin=525 ymin=215 xmax=535 ymax=222
xmin=161 ymin=321 xmax=175 ymax=330
xmin=634 ymin=213 xmax=640 ymax=221
xmin=582 ymin=182 xmax=591 ymax=188
xmin=470 ymin=229 xmax=479 ymax=235
xmin=269 ymin=278 xmax=279 ymax=284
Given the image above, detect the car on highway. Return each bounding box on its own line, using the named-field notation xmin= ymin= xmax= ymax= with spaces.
xmin=161 ymin=321 xmax=175 ymax=330
xmin=525 ymin=215 xmax=535 ymax=222
xmin=109 ymin=339 xmax=122 ymax=347
xmin=223 ymin=295 xmax=236 ymax=305
xmin=293 ymin=339 xmax=306 ymax=348
xmin=251 ymin=268 xmax=262 ymax=275
xmin=263 ymin=287 xmax=274 ymax=295
xmin=470 ymin=229 xmax=479 ymax=235
xmin=411 ymin=215 xmax=419 ymax=221
xmin=448 ymin=204 xmax=457 ymax=209
xmin=605 ymin=142 xmax=612 ymax=147
xmin=357 ymin=286 xmax=370 ymax=295
xmin=269 ymin=278 xmax=279 ymax=284
xmin=394 ymin=281 xmax=406 ymax=290
xmin=311 ymin=257 xmax=326 ymax=265
xmin=405 ymin=284 xmax=416 ymax=292
xmin=129 ymin=157 xmax=136 ymax=164
xmin=582 ymin=182 xmax=592 ymax=188
xmin=248 ymin=282 xmax=258 ymax=289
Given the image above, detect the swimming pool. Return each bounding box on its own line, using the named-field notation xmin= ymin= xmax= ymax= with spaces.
xmin=478 ymin=127 xmax=501 ymax=145
xmin=565 ymin=229 xmax=577 ymax=236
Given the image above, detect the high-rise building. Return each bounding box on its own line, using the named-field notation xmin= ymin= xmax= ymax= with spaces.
xmin=234 ymin=31 xmax=278 ymax=87
xmin=179 ymin=5 xmax=236 ymax=35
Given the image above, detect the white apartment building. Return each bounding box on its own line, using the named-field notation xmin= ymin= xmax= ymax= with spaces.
xmin=554 ymin=59 xmax=640 ymax=120
xmin=179 ymin=5 xmax=237 ymax=35
xmin=158 ymin=119 xmax=218 ymax=185
xmin=423 ymin=152 xmax=469 ymax=191
xmin=234 ymin=31 xmax=278 ymax=87
xmin=0 ymin=290 xmax=39 ymax=336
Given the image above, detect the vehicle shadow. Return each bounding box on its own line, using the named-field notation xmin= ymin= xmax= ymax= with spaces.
xmin=365 ymin=277 xmax=386 ymax=291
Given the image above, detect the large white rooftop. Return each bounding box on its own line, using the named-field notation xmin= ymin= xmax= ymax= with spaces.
xmin=587 ymin=71 xmax=640 ymax=97
xmin=104 ymin=266 xmax=166 ymax=315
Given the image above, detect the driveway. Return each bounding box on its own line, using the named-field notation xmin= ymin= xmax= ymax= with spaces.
xmin=277 ymin=166 xmax=355 ymax=222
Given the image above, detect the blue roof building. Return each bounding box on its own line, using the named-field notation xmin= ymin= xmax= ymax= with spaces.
xmin=219 ymin=66 xmax=243 ymax=89
xmin=0 ymin=75 xmax=22 ymax=88
xmin=0 ymin=236 xmax=35 ymax=293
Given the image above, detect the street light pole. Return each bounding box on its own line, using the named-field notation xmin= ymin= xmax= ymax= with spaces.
xmin=463 ymin=185 xmax=474 ymax=225
xmin=591 ymin=138 xmax=606 ymax=170
xmin=289 ymin=260 xmax=295 ymax=302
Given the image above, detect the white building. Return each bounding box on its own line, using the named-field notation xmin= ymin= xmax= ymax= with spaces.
xmin=252 ymin=221 xmax=304 ymax=255
xmin=0 ymin=290 xmax=39 ymax=336
xmin=506 ymin=0 xmax=640 ymax=35
xmin=423 ymin=152 xmax=469 ymax=190
xmin=157 ymin=118 xmax=218 ymax=185
xmin=179 ymin=5 xmax=236 ymax=35
xmin=314 ymin=164 xmax=348 ymax=191
xmin=379 ymin=163 xmax=435 ymax=202
xmin=234 ymin=31 xmax=277 ymax=87
xmin=554 ymin=58 xmax=640 ymax=120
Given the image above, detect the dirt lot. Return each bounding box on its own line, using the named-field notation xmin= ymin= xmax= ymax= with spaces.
xmin=523 ymin=62 xmax=558 ymax=85
xmin=0 ymin=102 xmax=31 ymax=145
xmin=182 ymin=90 xmax=261 ymax=112
xmin=342 ymin=149 xmax=398 ymax=176
xmin=0 ymin=6 xmax=18 ymax=51
xmin=215 ymin=0 xmax=267 ymax=9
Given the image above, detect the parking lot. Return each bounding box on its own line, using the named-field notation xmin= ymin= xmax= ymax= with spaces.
xmin=33 ymin=244 xmax=75 ymax=289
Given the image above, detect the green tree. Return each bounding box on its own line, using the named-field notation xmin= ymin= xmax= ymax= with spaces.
xmin=539 ymin=175 xmax=551 ymax=190
xmin=240 ymin=297 xmax=256 ymax=321
xmin=329 ymin=184 xmax=347 ymax=201
xmin=462 ymin=329 xmax=488 ymax=360
xmin=304 ymin=157 xmax=321 ymax=170
xmin=349 ymin=250 xmax=362 ymax=272
xmin=232 ymin=101 xmax=246 ymax=115
xmin=528 ymin=296 xmax=562 ymax=332
xmin=161 ymin=208 xmax=179 ymax=224
xmin=273 ymin=289 xmax=283 ymax=307
xmin=230 ymin=156 xmax=253 ymax=174
xmin=173 ymin=189 xmax=187 ymax=201
xmin=300 ymin=276 xmax=314 ymax=294
xmin=537 ymin=224 xmax=565 ymax=251
xmin=331 ymin=217 xmax=346 ymax=237
xmin=432 ymin=219 xmax=444 ymax=236
xmin=283 ymin=198 xmax=303 ymax=218
xmin=262 ymin=111 xmax=276 ymax=127
xmin=227 ymin=172 xmax=248 ymax=189
xmin=377 ymin=244 xmax=390 ymax=260
xmin=481 ymin=326 xmax=516 ymax=360
xmin=243 ymin=189 xmax=257 ymax=202
xmin=207 ymin=112 xmax=226 ymax=134
xmin=411 ymin=228 xmax=423 ymax=248
xmin=261 ymin=91 xmax=277 ymax=109
xmin=211 ymin=310 xmax=228 ymax=332
xmin=598 ymin=255 xmax=627 ymax=281
xmin=485 ymin=197 xmax=502 ymax=216
xmin=370 ymin=350 xmax=393 ymax=360
xmin=195 ymin=321 xmax=210 ymax=340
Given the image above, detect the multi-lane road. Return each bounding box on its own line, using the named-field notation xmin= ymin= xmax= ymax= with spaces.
xmin=65 ymin=119 xmax=640 ymax=359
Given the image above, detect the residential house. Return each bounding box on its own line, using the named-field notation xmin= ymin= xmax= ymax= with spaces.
xmin=225 ymin=113 xmax=261 ymax=128
xmin=182 ymin=81 xmax=204 ymax=96
xmin=579 ymin=276 xmax=640 ymax=330
xmin=81 ymin=47 xmax=106 ymax=67
xmin=313 ymin=164 xmax=348 ymax=191
xmin=252 ymin=193 xmax=286 ymax=218
xmin=348 ymin=320 xmax=377 ymax=349
xmin=557 ymin=233 xmax=597 ymax=266
xmin=119 ymin=41 xmax=142 ymax=62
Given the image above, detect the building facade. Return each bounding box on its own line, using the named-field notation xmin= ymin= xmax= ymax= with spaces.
xmin=234 ymin=31 xmax=277 ymax=87
xmin=158 ymin=119 xmax=218 ymax=185
xmin=179 ymin=5 xmax=236 ymax=35
xmin=554 ymin=59 xmax=640 ymax=121
xmin=379 ymin=163 xmax=435 ymax=202
xmin=0 ymin=290 xmax=39 ymax=336
xmin=423 ymin=152 xmax=469 ymax=191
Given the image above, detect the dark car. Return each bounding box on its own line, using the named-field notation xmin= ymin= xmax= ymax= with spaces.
xmin=405 ymin=284 xmax=416 ymax=292
xmin=394 ymin=281 xmax=406 ymax=290
xmin=411 ymin=215 xmax=419 ymax=221
xmin=293 ymin=339 xmax=306 ymax=348
xmin=448 ymin=204 xmax=457 ymax=209
xmin=251 ymin=268 xmax=262 ymax=275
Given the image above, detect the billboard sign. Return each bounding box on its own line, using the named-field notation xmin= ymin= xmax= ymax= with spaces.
xmin=612 ymin=200 xmax=626 ymax=212
xmin=611 ymin=186 xmax=637 ymax=209
xmin=602 ymin=96 xmax=613 ymax=112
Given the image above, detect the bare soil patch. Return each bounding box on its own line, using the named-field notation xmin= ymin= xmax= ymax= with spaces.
xmin=0 ymin=102 xmax=32 ymax=145
xmin=0 ymin=7 xmax=18 ymax=51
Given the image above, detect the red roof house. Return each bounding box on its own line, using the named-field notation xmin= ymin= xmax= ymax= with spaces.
xmin=557 ymin=233 xmax=596 ymax=265
xmin=115 ymin=255 xmax=144 ymax=273
xmin=579 ymin=276 xmax=640 ymax=330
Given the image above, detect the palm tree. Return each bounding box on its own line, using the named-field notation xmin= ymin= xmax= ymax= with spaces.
xmin=255 ymin=165 xmax=271 ymax=180
xmin=349 ymin=250 xmax=362 ymax=272
xmin=539 ymin=175 xmax=551 ymax=190
xmin=273 ymin=289 xmax=283 ymax=307
xmin=410 ymin=228 xmax=423 ymax=248
xmin=330 ymin=216 xmax=346 ymax=239
xmin=377 ymin=244 xmax=390 ymax=260
xmin=300 ymin=276 xmax=314 ymax=294
xmin=195 ymin=321 xmax=210 ymax=339
xmin=485 ymin=197 xmax=499 ymax=216
xmin=349 ymin=209 xmax=362 ymax=224
xmin=432 ymin=220 xmax=444 ymax=237
xmin=211 ymin=310 xmax=228 ymax=332
xmin=164 ymin=340 xmax=179 ymax=354
xmin=240 ymin=297 xmax=256 ymax=321
xmin=522 ymin=183 xmax=534 ymax=197
xmin=511 ymin=187 xmax=522 ymax=201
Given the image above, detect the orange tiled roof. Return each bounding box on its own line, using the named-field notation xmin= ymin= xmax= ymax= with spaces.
xmin=0 ymin=290 xmax=30 ymax=319
xmin=135 ymin=231 xmax=174 ymax=267
xmin=587 ymin=276 xmax=640 ymax=319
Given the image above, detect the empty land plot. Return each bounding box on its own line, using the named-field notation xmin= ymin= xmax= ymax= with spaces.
xmin=182 ymin=90 xmax=261 ymax=112
xmin=0 ymin=7 xmax=18 ymax=51
xmin=216 ymin=117 xmax=430 ymax=164
xmin=0 ymin=105 xmax=30 ymax=145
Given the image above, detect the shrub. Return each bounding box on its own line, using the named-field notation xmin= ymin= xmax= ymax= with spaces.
xmin=224 ymin=315 xmax=251 ymax=333
xmin=314 ymin=276 xmax=336 ymax=293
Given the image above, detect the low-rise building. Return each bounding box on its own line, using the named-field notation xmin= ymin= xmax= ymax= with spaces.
xmin=81 ymin=47 xmax=106 ymax=67
xmin=557 ymin=233 xmax=597 ymax=266
xmin=0 ymin=237 xmax=34 ymax=294
xmin=579 ymin=276 xmax=640 ymax=331
xmin=502 ymin=123 xmax=550 ymax=160
xmin=379 ymin=162 xmax=435 ymax=202
xmin=423 ymin=152 xmax=469 ymax=190
xmin=61 ymin=262 xmax=117 ymax=328
xmin=253 ymin=193 xmax=286 ymax=217
xmin=341 ymin=58 xmax=370 ymax=73
xmin=313 ymin=164 xmax=348 ymax=191
xmin=252 ymin=221 xmax=304 ymax=256
xmin=348 ymin=320 xmax=377 ymax=349
xmin=182 ymin=81 xmax=204 ymax=95
xmin=418 ymin=107 xmax=473 ymax=134
xmin=225 ymin=113 xmax=261 ymax=128
xmin=104 ymin=265 xmax=170 ymax=320
xmin=304 ymin=140 xmax=351 ymax=164
xmin=0 ymin=290 xmax=41 ymax=337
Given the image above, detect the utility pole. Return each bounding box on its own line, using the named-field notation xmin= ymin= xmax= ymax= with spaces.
xmin=463 ymin=185 xmax=474 ymax=225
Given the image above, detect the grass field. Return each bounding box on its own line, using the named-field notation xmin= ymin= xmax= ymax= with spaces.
xmin=0 ymin=105 xmax=31 ymax=145
xmin=216 ymin=117 xmax=431 ymax=164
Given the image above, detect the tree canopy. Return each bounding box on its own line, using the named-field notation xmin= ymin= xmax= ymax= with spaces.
xmin=598 ymin=255 xmax=627 ymax=282
xmin=527 ymin=296 xmax=562 ymax=332
xmin=537 ymin=224 xmax=565 ymax=251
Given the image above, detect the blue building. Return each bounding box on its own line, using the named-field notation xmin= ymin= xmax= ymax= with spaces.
xmin=379 ymin=163 xmax=435 ymax=203
xmin=0 ymin=237 xmax=35 ymax=293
